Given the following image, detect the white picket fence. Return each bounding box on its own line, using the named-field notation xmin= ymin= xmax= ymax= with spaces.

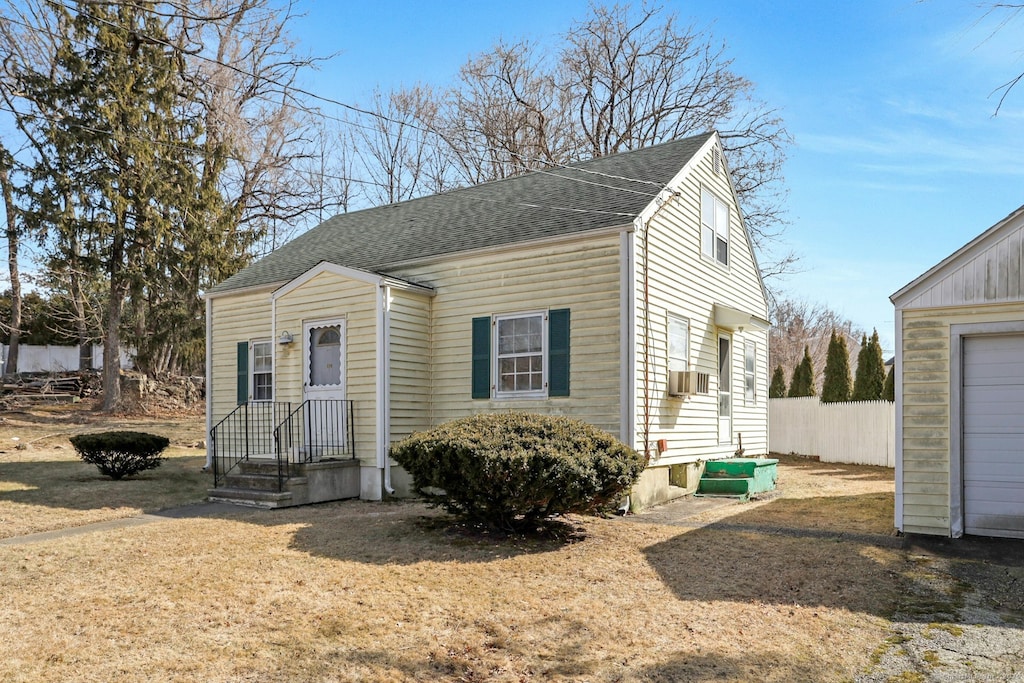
xmin=769 ymin=397 xmax=895 ymax=468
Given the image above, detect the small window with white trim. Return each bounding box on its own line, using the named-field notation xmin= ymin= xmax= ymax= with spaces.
xmin=668 ymin=315 xmax=689 ymax=372
xmin=744 ymin=340 xmax=756 ymax=405
xmin=701 ymin=187 xmax=729 ymax=266
xmin=252 ymin=340 xmax=273 ymax=401
xmin=495 ymin=312 xmax=546 ymax=397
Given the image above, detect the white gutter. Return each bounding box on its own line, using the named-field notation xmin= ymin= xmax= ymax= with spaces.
xmin=377 ymin=283 xmax=394 ymax=495
xmin=204 ymin=296 xmax=213 ymax=470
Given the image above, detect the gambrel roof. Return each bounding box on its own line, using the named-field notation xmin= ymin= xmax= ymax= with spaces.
xmin=209 ymin=132 xmax=715 ymax=294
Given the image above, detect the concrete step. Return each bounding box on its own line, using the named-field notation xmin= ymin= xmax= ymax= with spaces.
xmin=236 ymin=459 xmax=305 ymax=477
xmin=223 ymin=472 xmax=308 ymax=491
xmin=207 ymin=487 xmax=294 ymax=509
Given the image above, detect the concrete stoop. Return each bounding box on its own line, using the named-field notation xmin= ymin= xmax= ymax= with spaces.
xmin=208 ymin=458 xmax=361 ymax=508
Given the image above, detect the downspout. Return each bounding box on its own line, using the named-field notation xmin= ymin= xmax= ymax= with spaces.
xmin=376 ymin=282 xmax=394 ymax=495
xmin=204 ymin=296 xmax=213 ymax=470
xmin=639 ymin=193 xmax=678 ymax=462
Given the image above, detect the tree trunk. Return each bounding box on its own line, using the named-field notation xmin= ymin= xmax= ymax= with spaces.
xmin=0 ymin=160 xmax=21 ymax=376
xmin=101 ymin=295 xmax=123 ymax=412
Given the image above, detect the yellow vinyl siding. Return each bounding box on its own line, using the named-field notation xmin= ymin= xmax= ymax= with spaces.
xmin=389 ymin=289 xmax=431 ymax=441
xmin=395 ymin=235 xmax=622 ymax=436
xmin=274 ymin=271 xmax=378 ymax=464
xmin=900 ymin=302 xmax=1024 ymax=534
xmin=635 ymin=143 xmax=769 ymax=461
xmin=209 ymin=288 xmax=274 ymax=423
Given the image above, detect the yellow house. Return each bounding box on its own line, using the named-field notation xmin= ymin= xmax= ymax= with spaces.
xmin=205 ymin=131 xmax=769 ymax=509
xmin=891 ymin=204 xmax=1024 ymax=538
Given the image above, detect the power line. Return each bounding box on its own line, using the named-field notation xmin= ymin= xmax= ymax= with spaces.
xmin=1 ymin=1 xmax=680 ymax=226
xmin=36 ymin=0 xmax=673 ymax=193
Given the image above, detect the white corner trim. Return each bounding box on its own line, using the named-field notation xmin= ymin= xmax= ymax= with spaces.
xmin=204 ymin=296 xmax=213 ymax=469
xmin=621 ymin=228 xmax=637 ymax=449
xmin=893 ymin=308 xmax=903 ymax=533
xmin=377 ymin=284 xmax=394 ymax=493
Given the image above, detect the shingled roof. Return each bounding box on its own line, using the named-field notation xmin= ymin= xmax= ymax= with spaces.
xmin=209 ymin=132 xmax=714 ymax=294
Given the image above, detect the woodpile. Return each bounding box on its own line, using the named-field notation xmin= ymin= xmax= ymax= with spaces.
xmin=0 ymin=370 xmax=205 ymax=414
xmin=0 ymin=372 xmax=86 ymax=404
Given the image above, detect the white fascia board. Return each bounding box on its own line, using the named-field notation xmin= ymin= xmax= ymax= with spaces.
xmin=203 ymin=282 xmax=280 ymax=301
xmin=271 ymin=261 xmax=433 ymax=301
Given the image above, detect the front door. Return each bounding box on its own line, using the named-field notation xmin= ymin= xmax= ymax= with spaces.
xmin=303 ymin=319 xmax=347 ymax=459
xmin=718 ymin=333 xmax=732 ymax=444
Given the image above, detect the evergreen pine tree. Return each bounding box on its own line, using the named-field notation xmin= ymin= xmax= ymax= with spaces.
xmin=769 ymin=365 xmax=787 ymax=398
xmin=821 ymin=330 xmax=851 ymax=403
xmin=788 ymin=346 xmax=816 ymax=397
xmin=883 ymin=365 xmax=895 ymax=402
xmin=852 ymin=329 xmax=886 ymax=401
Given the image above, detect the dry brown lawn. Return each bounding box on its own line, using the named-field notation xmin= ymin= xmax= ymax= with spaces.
xmin=0 ymin=405 xmax=915 ymax=682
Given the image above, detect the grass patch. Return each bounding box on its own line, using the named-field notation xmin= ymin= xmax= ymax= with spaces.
xmin=926 ymin=622 xmax=964 ymax=638
xmin=0 ymin=404 xmax=207 ymax=539
xmin=886 ymin=672 xmax=925 ymax=683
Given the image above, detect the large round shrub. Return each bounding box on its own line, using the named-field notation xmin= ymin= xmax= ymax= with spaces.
xmin=389 ymin=412 xmax=645 ymax=530
xmin=69 ymin=431 xmax=170 ymax=480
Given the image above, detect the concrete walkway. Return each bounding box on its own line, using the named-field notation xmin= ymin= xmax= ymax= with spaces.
xmin=0 ymin=502 xmax=243 ymax=546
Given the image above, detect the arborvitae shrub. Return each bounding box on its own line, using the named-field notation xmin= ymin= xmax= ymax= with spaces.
xmin=883 ymin=365 xmax=895 ymax=402
xmin=70 ymin=431 xmax=170 ymax=480
xmin=769 ymin=366 xmax=787 ymax=398
xmin=821 ymin=330 xmax=851 ymax=403
xmin=389 ymin=412 xmax=645 ymax=531
xmin=788 ymin=346 xmax=816 ymax=397
xmin=853 ymin=329 xmax=886 ymax=401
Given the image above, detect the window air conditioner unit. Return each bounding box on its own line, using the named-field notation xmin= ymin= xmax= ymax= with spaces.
xmin=668 ymin=370 xmax=710 ymax=397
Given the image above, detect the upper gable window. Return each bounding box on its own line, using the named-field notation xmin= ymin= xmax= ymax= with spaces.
xmin=701 ymin=187 xmax=729 ymax=266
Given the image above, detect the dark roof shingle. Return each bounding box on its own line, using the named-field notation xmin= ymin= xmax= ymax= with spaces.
xmin=210 ymin=132 xmax=713 ymax=293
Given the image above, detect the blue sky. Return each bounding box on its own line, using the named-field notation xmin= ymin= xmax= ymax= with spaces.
xmin=288 ymin=0 xmax=1024 ymax=354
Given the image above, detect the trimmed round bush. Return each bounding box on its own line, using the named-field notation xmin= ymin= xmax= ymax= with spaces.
xmin=69 ymin=431 xmax=170 ymax=480
xmin=389 ymin=412 xmax=645 ymax=531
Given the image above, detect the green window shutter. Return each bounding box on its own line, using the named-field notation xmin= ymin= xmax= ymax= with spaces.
xmin=236 ymin=341 xmax=249 ymax=405
xmin=548 ymin=308 xmax=570 ymax=397
xmin=471 ymin=317 xmax=491 ymax=399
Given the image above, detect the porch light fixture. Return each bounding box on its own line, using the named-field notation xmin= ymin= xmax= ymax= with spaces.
xmin=278 ymin=331 xmax=293 ymax=345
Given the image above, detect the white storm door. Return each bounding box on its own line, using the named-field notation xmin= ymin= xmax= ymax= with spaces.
xmin=962 ymin=334 xmax=1024 ymax=538
xmin=302 ymin=320 xmax=347 ymax=457
xmin=718 ymin=333 xmax=732 ymax=444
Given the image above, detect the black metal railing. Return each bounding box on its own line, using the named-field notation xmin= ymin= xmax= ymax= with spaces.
xmin=273 ymin=400 xmax=356 ymax=489
xmin=211 ymin=400 xmax=356 ymax=491
xmin=210 ymin=401 xmax=296 ymax=488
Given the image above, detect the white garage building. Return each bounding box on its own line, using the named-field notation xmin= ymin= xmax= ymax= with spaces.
xmin=891 ymin=204 xmax=1024 ymax=538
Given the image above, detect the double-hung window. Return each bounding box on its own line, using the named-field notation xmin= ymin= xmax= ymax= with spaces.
xmin=472 ymin=309 xmax=571 ymax=399
xmin=252 ymin=340 xmax=273 ymax=401
xmin=701 ymin=187 xmax=729 ymax=266
xmin=495 ymin=312 xmax=546 ymax=396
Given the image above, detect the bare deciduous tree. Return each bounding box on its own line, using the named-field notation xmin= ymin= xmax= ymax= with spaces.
xmin=770 ymin=297 xmax=863 ymax=394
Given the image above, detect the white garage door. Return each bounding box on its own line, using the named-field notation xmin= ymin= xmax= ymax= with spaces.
xmin=963 ymin=334 xmax=1024 ymax=538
